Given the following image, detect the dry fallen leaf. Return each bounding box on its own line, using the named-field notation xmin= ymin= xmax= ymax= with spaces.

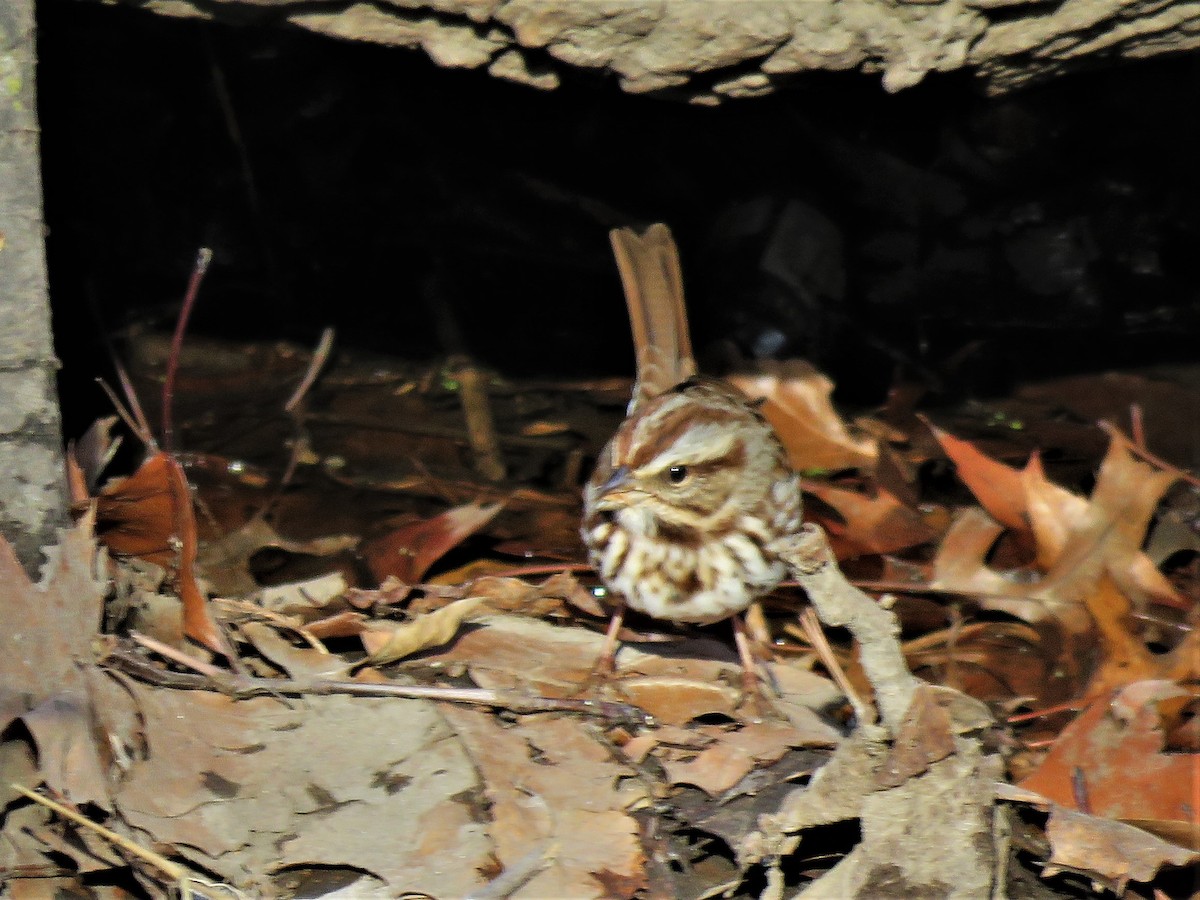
xmin=1044 ymin=805 xmax=1199 ymax=892
xmin=661 ymin=720 xmax=818 ymax=795
xmin=930 ymin=424 xmax=1037 ymax=534
xmin=730 ymin=360 xmax=877 ymax=474
xmin=1019 ymin=680 xmax=1200 ymax=833
xmin=96 ymin=451 xmax=227 ymax=654
xmin=239 ymin=621 xmax=350 ymax=679
xmin=361 ymin=500 xmax=503 ymax=587
xmin=441 ymin=707 xmax=648 ymax=899
xmin=0 ymin=513 xmax=111 ymax=809
xmin=935 ymin=428 xmax=1185 ymax=609
xmin=803 ymin=480 xmax=938 ymax=559
xmin=198 ymin=516 xmax=359 ymax=598
xmin=111 ymin=681 xmax=493 ymax=896
xmin=361 ymin=595 xmax=486 ymax=664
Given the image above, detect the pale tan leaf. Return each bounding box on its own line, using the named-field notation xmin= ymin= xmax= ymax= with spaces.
xmin=442 ymin=708 xmax=647 ymax=900
xmin=661 ymin=721 xmax=806 ymax=796
xmin=730 ymin=360 xmax=877 ymax=473
xmin=1045 ymin=806 xmax=1199 ymax=891
xmin=113 ymin=682 xmax=490 ymax=896
xmin=362 ymin=595 xmax=486 ymax=664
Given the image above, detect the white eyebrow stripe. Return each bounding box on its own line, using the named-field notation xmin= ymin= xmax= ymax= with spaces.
xmin=636 ymin=424 xmax=737 ymax=474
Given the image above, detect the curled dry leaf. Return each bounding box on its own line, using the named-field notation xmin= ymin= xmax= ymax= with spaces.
xmin=239 ymin=622 xmax=350 ymax=680
xmin=95 ymin=451 xmax=226 ymax=656
xmin=803 ymin=480 xmax=938 ymax=559
xmin=416 ymin=613 xmax=607 ymax=697
xmin=256 ymin=571 xmax=350 ymax=620
xmin=729 ymin=360 xmax=877 ymax=474
xmin=362 ymin=595 xmax=486 ymax=665
xmin=935 ymin=427 xmax=1186 ymax=609
xmin=1044 ymin=806 xmax=1199 ymax=892
xmin=406 ymin=571 xmax=598 ymax=620
xmin=660 ymin=720 xmax=827 ymax=796
xmin=303 ymin=610 xmax=370 ymax=640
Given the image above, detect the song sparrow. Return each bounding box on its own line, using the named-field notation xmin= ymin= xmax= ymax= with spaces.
xmin=581 ymin=224 xmax=803 ymax=695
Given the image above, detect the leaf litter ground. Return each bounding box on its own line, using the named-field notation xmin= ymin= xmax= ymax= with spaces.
xmin=3 ymin=333 xmax=1200 ymax=898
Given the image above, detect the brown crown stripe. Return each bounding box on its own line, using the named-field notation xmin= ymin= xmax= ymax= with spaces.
xmin=626 ymin=402 xmax=743 ymax=469
xmin=685 ymin=440 xmax=747 ymax=475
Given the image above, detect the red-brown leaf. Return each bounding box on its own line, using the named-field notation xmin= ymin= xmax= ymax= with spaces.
xmin=95 ymin=451 xmax=226 ymax=655
xmin=362 ymin=501 xmax=504 ymax=586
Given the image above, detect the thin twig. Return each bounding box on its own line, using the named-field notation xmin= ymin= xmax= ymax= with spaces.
xmin=162 ymin=248 xmax=213 ymax=453
xmin=773 ymin=525 xmax=918 ymax=734
xmin=798 ymin=606 xmax=874 ymax=725
xmin=456 ymin=362 xmax=506 ymax=482
xmin=114 ymin=357 xmax=156 ymax=448
xmin=284 ymin=327 xmax=335 ymax=413
xmin=9 ymin=783 xmax=237 ymax=899
xmin=129 ymin=630 xmax=224 ymax=678
xmin=106 ymin=645 xmax=649 ymax=724
xmin=259 ymin=327 xmax=336 ymax=520
xmin=95 ymin=378 xmax=151 ymax=449
xmin=1129 ymin=403 xmax=1145 ymax=449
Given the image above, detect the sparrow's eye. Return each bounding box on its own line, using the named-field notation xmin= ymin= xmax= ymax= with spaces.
xmin=667 ymin=465 xmax=689 ymax=485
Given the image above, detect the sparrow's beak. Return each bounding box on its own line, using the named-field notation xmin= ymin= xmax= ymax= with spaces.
xmin=594 ymin=466 xmax=633 ymax=510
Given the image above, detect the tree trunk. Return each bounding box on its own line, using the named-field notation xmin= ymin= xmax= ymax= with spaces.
xmin=0 ymin=0 xmax=68 ymax=576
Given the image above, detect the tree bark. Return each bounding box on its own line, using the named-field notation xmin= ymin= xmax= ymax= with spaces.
xmin=0 ymin=0 xmax=68 ymax=575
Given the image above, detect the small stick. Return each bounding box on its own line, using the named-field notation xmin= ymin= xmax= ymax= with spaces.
xmin=95 ymin=378 xmax=151 ymax=449
xmin=773 ymin=525 xmax=918 ymax=734
xmin=115 ymin=358 xmax=156 ymax=446
xmin=456 ymin=363 xmax=506 ymax=481
xmin=162 ymin=248 xmax=213 ymax=453
xmin=284 ymin=326 xmax=335 ymax=414
xmin=1071 ymin=766 xmax=1092 ymax=815
xmin=260 ymin=327 xmax=336 ymax=520
xmin=105 ymin=646 xmax=648 ymax=724
xmin=129 ymin=630 xmax=225 ymax=678
xmin=9 ymin=783 xmax=232 ymax=899
xmin=1020 ymin=737 xmax=1057 ymax=750
xmin=798 ymin=606 xmax=875 ymax=726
